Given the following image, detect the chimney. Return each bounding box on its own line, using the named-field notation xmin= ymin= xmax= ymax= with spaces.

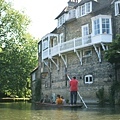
xmin=68 ymin=0 xmax=78 ymax=7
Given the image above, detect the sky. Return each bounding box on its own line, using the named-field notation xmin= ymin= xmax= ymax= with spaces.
xmin=9 ymin=0 xmax=69 ymax=39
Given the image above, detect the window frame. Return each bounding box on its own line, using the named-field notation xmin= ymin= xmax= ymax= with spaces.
xmin=91 ymin=15 xmax=112 ymax=36
xmin=86 ymin=2 xmax=92 ymax=14
xmin=85 ymin=75 xmax=93 ymax=84
xmin=77 ymin=2 xmax=92 ymax=17
xmin=94 ymin=19 xmax=100 ymax=35
xmin=82 ymin=24 xmax=89 ymax=37
xmin=115 ymin=1 xmax=120 ymax=16
xmin=102 ymin=18 xmax=110 ymax=34
xmin=57 ymin=14 xmax=65 ymax=27
xmin=59 ymin=33 xmax=64 ymax=44
xmin=42 ymin=38 xmax=48 ymax=50
xmin=81 ymin=4 xmax=85 ymax=16
xmin=68 ymin=9 xmax=76 ymax=19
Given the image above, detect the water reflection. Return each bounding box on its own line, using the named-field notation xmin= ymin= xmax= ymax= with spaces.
xmin=0 ymin=102 xmax=120 ymax=120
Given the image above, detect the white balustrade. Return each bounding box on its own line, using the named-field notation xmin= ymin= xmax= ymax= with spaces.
xmin=42 ymin=35 xmax=92 ymax=59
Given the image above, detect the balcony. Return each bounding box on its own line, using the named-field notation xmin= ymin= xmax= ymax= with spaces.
xmin=42 ymin=34 xmax=112 ymax=60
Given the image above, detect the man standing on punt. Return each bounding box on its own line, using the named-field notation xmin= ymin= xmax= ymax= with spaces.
xmin=69 ymin=76 xmax=78 ymax=105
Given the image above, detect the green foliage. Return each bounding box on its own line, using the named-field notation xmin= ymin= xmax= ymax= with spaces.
xmin=105 ymin=34 xmax=120 ymax=65
xmin=0 ymin=0 xmax=38 ymax=97
xmin=96 ymin=87 xmax=105 ymax=105
xmin=34 ymin=79 xmax=41 ymax=102
xmin=105 ymin=34 xmax=120 ymax=105
xmin=109 ymin=81 xmax=120 ymax=105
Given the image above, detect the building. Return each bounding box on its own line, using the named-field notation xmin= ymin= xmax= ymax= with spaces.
xmin=31 ymin=0 xmax=120 ymax=103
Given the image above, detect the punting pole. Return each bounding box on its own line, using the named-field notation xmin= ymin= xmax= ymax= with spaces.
xmin=67 ymin=74 xmax=88 ymax=108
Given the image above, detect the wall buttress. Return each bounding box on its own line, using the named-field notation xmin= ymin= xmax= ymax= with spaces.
xmin=93 ymin=44 xmax=101 ymax=62
xmin=43 ymin=60 xmax=51 ymax=72
xmin=50 ymin=58 xmax=59 ymax=70
xmin=101 ymin=43 xmax=108 ymax=51
xmin=60 ymin=54 xmax=67 ymax=68
xmin=75 ymin=50 xmax=83 ymax=65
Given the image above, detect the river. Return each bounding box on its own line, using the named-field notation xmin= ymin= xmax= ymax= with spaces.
xmin=0 ymin=102 xmax=120 ymax=120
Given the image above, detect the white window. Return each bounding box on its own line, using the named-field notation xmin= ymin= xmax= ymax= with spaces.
xmin=81 ymin=4 xmax=85 ymax=16
xmin=57 ymin=14 xmax=65 ymax=27
xmin=77 ymin=2 xmax=92 ymax=17
xmin=43 ymin=38 xmax=48 ymax=50
xmin=82 ymin=24 xmax=89 ymax=36
xmin=86 ymin=2 xmax=91 ymax=13
xmin=102 ymin=18 xmax=110 ymax=34
xmin=60 ymin=33 xmax=64 ymax=43
xmin=53 ymin=37 xmax=57 ymax=46
xmin=115 ymin=1 xmax=120 ymax=16
xmin=68 ymin=9 xmax=76 ymax=20
xmin=94 ymin=19 xmax=100 ymax=35
xmin=85 ymin=75 xmax=93 ymax=84
xmin=82 ymin=24 xmax=91 ymax=44
xmin=92 ymin=15 xmax=112 ymax=36
xmin=76 ymin=6 xmax=81 ymax=18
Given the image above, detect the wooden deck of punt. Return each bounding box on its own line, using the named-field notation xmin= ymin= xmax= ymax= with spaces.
xmin=35 ymin=102 xmax=83 ymax=108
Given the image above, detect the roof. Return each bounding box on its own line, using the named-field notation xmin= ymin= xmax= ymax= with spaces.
xmin=55 ymin=7 xmax=68 ymax=19
xmin=74 ymin=0 xmax=98 ymax=8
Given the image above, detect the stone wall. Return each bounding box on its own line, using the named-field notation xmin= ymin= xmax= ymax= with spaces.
xmin=41 ymin=48 xmax=114 ymax=103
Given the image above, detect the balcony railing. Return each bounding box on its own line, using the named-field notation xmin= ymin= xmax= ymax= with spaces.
xmin=42 ymin=34 xmax=112 ymax=60
xmin=43 ymin=35 xmax=91 ymax=59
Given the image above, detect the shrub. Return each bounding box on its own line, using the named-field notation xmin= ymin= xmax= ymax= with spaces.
xmin=96 ymin=87 xmax=105 ymax=105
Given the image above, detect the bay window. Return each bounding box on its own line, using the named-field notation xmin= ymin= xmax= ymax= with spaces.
xmin=43 ymin=38 xmax=48 ymax=50
xmin=92 ymin=15 xmax=112 ymax=36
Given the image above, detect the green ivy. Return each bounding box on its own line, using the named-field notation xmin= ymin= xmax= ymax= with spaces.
xmin=34 ymin=79 xmax=41 ymax=102
xmin=96 ymin=87 xmax=105 ymax=106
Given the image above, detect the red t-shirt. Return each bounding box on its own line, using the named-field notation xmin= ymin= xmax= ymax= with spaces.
xmin=69 ymin=79 xmax=78 ymax=91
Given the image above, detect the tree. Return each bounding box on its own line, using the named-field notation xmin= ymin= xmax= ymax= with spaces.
xmin=105 ymin=34 xmax=120 ymax=105
xmin=105 ymin=34 xmax=120 ymax=79
xmin=105 ymin=34 xmax=120 ymax=65
xmin=0 ymin=0 xmax=38 ymax=97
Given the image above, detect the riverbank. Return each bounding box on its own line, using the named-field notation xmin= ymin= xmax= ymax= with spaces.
xmin=0 ymin=97 xmax=31 ymax=102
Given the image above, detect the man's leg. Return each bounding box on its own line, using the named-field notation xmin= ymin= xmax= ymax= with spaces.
xmin=70 ymin=91 xmax=73 ymax=105
xmin=74 ymin=91 xmax=77 ymax=104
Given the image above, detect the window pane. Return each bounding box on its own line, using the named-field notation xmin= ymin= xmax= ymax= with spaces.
xmin=81 ymin=5 xmax=85 ymax=15
xmin=94 ymin=19 xmax=100 ymax=35
xmin=119 ymin=3 xmax=120 ymax=14
xmin=102 ymin=19 xmax=105 ymax=23
xmin=102 ymin=18 xmax=110 ymax=34
xmin=86 ymin=2 xmax=90 ymax=13
xmin=90 ymin=77 xmax=92 ymax=82
xmin=102 ymin=24 xmax=105 ymax=28
xmin=86 ymin=77 xmax=88 ymax=82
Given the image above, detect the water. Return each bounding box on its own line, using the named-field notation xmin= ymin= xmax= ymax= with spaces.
xmin=0 ymin=102 xmax=120 ymax=120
